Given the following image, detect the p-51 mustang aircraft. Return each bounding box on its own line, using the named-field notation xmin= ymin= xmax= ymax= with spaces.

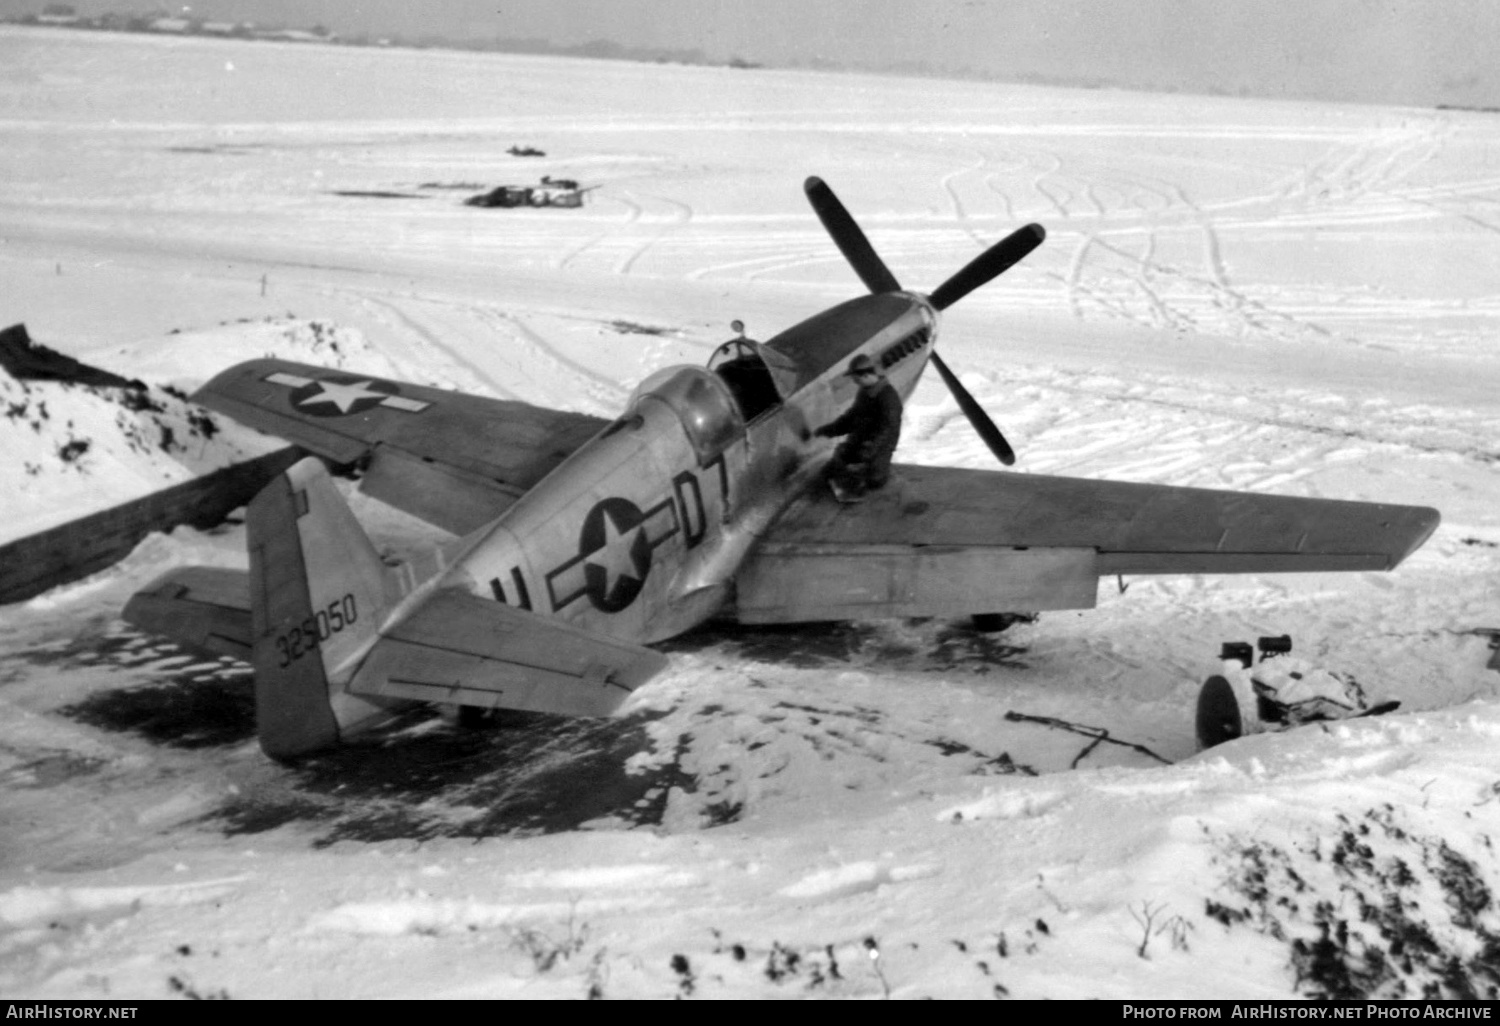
xmin=125 ymin=178 xmax=1439 ymax=759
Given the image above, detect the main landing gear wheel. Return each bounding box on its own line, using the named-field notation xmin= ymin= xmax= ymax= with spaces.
xmin=970 ymin=612 xmax=1036 ymax=633
xmin=1195 ymin=674 xmax=1252 ymax=750
xmin=457 ymin=705 xmax=532 ymax=729
xmin=458 ymin=705 xmax=492 ymax=728
xmin=1193 ymin=635 xmax=1393 ymax=751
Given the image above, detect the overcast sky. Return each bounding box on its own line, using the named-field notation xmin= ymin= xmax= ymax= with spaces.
xmin=5 ymin=0 xmax=1497 ymax=108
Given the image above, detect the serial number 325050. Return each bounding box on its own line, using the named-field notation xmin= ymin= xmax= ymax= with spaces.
xmin=275 ymin=594 xmax=358 ymax=667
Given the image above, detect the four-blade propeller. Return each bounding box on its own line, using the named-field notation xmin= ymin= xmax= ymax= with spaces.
xmin=803 ymin=175 xmax=1044 ymax=468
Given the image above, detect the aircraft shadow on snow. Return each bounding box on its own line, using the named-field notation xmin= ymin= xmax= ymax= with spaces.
xmin=35 ymin=619 xmax=1027 ymax=845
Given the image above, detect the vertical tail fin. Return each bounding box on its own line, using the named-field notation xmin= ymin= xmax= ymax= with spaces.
xmin=247 ymin=457 xmax=402 ymax=759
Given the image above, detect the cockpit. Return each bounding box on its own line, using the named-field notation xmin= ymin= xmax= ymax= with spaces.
xmin=702 ymin=294 xmax=931 ymax=423
xmin=624 ymin=297 xmax=932 ymax=466
xmin=706 ymin=337 xmax=782 ymax=423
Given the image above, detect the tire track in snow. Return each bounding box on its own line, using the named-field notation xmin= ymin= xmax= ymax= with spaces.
xmin=1165 ymin=183 xmax=1250 ymax=340
xmin=1263 ymin=118 xmax=1449 ymax=228
xmin=686 ymin=235 xmax=845 ymax=283
xmin=1105 ymin=174 xmax=1180 ymax=330
xmin=1027 ymin=151 xmax=1179 ymax=326
xmin=1033 ymin=178 xmax=1073 ymax=218
xmin=616 ymin=191 xmax=692 ymax=276
xmin=557 ymin=190 xmax=641 ymax=272
xmin=1064 ymin=234 xmax=1092 ymax=320
xmin=1055 ymin=165 xmax=1341 ymax=345
xmin=1099 ymin=124 xmax=1450 ymax=342
xmin=939 ymin=154 xmax=990 ymax=247
xmin=1083 ymin=183 xmax=1109 ymax=218
xmin=966 ymin=368 xmax=1500 ymax=488
xmin=980 ymin=150 xmax=1031 ymax=224
xmin=985 ymin=173 xmax=1017 ymax=222
xmin=342 ymin=293 xmax=522 ymax=400
xmin=1127 ymin=229 xmax=1183 ymax=332
xmin=485 ymin=308 xmax=631 ymax=410
xmin=346 ymin=294 xmax=629 ymax=410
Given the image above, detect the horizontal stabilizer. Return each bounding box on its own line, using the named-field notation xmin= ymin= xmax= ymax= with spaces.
xmin=122 ymin=566 xmax=252 ymax=661
xmin=350 ymin=589 xmax=668 ymax=717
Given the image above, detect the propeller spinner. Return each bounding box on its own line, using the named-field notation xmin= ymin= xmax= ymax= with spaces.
xmin=802 ymin=176 xmax=1043 ymax=467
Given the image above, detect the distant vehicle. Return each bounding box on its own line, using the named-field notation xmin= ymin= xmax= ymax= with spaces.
xmin=464 ymin=180 xmax=593 ymax=209
xmin=464 ymin=184 xmax=531 ymax=208
xmin=125 ymin=177 xmax=1438 ymax=760
xmin=508 ymin=145 xmax=546 ymax=157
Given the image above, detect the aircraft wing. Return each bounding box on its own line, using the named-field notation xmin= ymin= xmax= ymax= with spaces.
xmin=122 ymin=566 xmax=253 ymax=661
xmin=733 ymin=464 xmax=1439 ymax=623
xmin=193 ymin=359 xmax=608 ymax=535
xmin=347 ymin=589 xmax=669 ymax=717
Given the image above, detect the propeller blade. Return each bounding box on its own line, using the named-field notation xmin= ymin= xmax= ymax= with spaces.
xmin=803 ymin=176 xmax=902 ymax=294
xmin=927 ymin=223 xmax=1046 ymax=311
xmin=929 ymin=351 xmax=1016 ymax=466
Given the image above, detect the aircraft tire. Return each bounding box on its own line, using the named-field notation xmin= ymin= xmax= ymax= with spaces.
xmin=457 ymin=706 xmax=532 ymax=729
xmin=1196 ymin=674 xmax=1247 ymax=750
xmin=458 ymin=705 xmax=491 ymax=729
xmin=971 ymin=612 xmax=1031 ymax=633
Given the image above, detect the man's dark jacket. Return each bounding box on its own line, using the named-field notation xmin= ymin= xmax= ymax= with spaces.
xmin=821 ymin=381 xmax=903 ymax=477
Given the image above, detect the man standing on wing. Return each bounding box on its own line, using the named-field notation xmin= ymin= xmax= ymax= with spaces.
xmin=816 ymin=354 xmax=903 ymax=501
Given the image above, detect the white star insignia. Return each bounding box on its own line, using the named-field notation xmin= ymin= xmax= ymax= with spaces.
xmin=297 ymin=379 xmax=386 ymax=413
xmin=587 ymin=506 xmax=644 ymax=595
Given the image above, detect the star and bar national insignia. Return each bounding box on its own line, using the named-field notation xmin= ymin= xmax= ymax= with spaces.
xmin=547 ymin=496 xmax=680 ymax=613
xmin=263 ymin=372 xmax=431 ymax=417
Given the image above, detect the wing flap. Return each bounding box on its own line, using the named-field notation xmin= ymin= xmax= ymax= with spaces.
xmin=358 ymin=446 xmax=525 ymax=537
xmin=122 ymin=566 xmax=252 ymax=661
xmin=735 ymin=544 xmax=1097 ymax=623
xmin=349 ymin=590 xmax=668 ymax=717
xmin=193 ymin=359 xmax=607 ymax=531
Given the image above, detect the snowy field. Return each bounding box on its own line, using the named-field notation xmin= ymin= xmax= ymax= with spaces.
xmin=2 ymin=27 xmax=1499 ymax=1000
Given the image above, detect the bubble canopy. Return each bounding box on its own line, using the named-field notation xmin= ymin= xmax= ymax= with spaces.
xmin=628 ymin=365 xmax=745 ymax=465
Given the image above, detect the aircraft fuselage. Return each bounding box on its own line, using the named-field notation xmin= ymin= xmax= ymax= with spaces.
xmin=429 ymin=292 xmax=939 ymax=645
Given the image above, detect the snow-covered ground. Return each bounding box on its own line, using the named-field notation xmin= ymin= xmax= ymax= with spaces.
xmin=1 ymin=27 xmax=1498 ymax=1000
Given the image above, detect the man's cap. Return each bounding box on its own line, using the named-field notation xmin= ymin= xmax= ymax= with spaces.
xmin=845 ymin=354 xmax=879 ymax=376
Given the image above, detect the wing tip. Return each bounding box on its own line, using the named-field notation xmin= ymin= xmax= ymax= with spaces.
xmin=1390 ymin=504 xmax=1441 ymax=568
